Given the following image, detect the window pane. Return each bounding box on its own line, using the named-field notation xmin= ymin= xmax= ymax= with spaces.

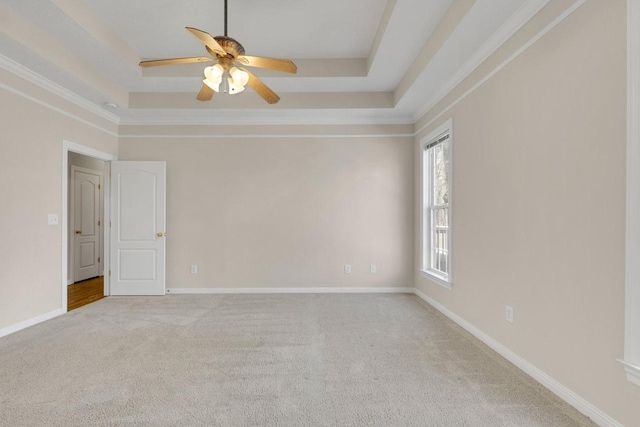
xmin=432 ymin=143 xmax=449 ymax=206
xmin=430 ymin=205 xmax=448 ymax=275
xmin=423 ymin=129 xmax=451 ymax=279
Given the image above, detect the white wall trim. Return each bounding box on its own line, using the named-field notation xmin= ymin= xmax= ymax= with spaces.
xmin=618 ymin=360 xmax=640 ymax=387
xmin=412 ymin=0 xmax=550 ymax=123
xmin=412 ymin=289 xmax=623 ymax=427
xmin=62 ymin=141 xmax=116 ymax=313
xmin=0 ymin=309 xmax=64 ymax=339
xmin=414 ymin=0 xmax=587 ymax=136
xmin=166 ymin=287 xmax=414 ymax=295
xmin=0 ymin=81 xmax=118 ymax=138
xmin=0 ymin=54 xmax=120 ymax=126
xmin=118 ymin=133 xmax=414 ymax=139
xmin=118 ymin=115 xmax=415 ymax=127
xmin=419 ymin=270 xmax=452 ymax=290
xmin=620 ymin=0 xmax=640 ymax=387
xmin=419 ymin=118 xmax=454 ymax=288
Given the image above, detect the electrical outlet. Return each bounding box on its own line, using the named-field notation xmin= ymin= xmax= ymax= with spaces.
xmin=505 ymin=305 xmax=514 ymax=323
xmin=47 ymin=214 xmax=58 ymax=225
xmin=344 ymin=264 xmax=352 ymax=274
xmin=190 ymin=265 xmax=198 ymax=275
xmin=370 ymin=264 xmax=377 ymax=273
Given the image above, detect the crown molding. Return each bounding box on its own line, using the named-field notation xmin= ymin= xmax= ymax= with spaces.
xmin=0 ymin=0 xmax=586 ymax=131
xmin=412 ymin=0 xmax=551 ymax=123
xmin=414 ymin=0 xmax=587 ymax=136
xmin=119 ymin=133 xmax=414 ymax=139
xmin=0 ymin=54 xmax=120 ymax=125
xmin=117 ymin=113 xmax=415 ymax=127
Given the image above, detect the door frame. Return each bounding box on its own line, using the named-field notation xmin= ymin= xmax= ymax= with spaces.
xmin=62 ymin=140 xmax=116 ymax=313
xmin=69 ymin=165 xmax=104 ymax=284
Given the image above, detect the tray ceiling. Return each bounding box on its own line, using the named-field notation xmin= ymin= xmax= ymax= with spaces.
xmin=0 ymin=0 xmax=537 ymax=125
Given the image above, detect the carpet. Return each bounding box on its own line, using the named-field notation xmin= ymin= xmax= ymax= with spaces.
xmin=0 ymin=293 xmax=595 ymax=426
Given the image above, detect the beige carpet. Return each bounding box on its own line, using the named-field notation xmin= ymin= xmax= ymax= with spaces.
xmin=0 ymin=294 xmax=595 ymax=426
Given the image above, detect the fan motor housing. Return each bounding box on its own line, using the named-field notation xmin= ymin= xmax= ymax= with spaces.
xmin=209 ymin=36 xmax=245 ymax=58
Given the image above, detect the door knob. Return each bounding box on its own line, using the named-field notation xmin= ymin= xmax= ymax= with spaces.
xmin=75 ymin=230 xmax=82 ymax=234
xmin=157 ymin=232 xmax=165 ymax=237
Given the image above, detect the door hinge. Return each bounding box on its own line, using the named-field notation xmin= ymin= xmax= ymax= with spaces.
xmin=98 ymin=257 xmax=101 ymax=263
xmin=109 ymin=270 xmax=111 ymax=276
xmin=98 ymin=220 xmax=101 ymax=226
xmin=98 ymin=184 xmax=101 ymax=190
xmin=109 ymin=221 xmax=112 ymax=227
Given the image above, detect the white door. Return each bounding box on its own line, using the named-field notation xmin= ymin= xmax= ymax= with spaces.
xmin=110 ymin=161 xmax=166 ymax=295
xmin=73 ymin=169 xmax=101 ymax=282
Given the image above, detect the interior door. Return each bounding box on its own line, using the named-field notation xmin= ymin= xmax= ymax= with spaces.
xmin=110 ymin=161 xmax=166 ymax=295
xmin=73 ymin=169 xmax=101 ymax=282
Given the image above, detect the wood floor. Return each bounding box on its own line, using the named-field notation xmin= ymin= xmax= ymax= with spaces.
xmin=68 ymin=276 xmax=105 ymax=311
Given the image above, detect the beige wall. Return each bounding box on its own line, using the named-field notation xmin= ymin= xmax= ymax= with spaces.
xmin=0 ymin=70 xmax=117 ymax=331
xmin=1 ymin=0 xmax=637 ymax=424
xmin=118 ymin=131 xmax=414 ymax=289
xmin=415 ymin=1 xmax=639 ymax=425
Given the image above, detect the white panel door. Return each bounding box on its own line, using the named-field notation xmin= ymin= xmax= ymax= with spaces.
xmin=110 ymin=161 xmax=166 ymax=295
xmin=74 ymin=170 xmax=101 ymax=282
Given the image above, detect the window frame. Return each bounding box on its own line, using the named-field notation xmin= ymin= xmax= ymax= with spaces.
xmin=619 ymin=0 xmax=640 ymax=387
xmin=420 ymin=118 xmax=453 ymax=290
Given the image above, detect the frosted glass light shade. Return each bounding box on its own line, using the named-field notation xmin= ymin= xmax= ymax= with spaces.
xmin=229 ymin=67 xmax=249 ymax=88
xmin=203 ymin=64 xmax=224 ymax=92
xmin=227 ymin=77 xmax=245 ymax=94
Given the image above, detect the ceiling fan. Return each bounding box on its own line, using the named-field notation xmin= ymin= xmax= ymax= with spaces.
xmin=138 ymin=0 xmax=297 ymax=104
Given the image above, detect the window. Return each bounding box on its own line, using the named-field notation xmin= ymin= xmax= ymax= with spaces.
xmin=421 ymin=119 xmax=452 ymax=289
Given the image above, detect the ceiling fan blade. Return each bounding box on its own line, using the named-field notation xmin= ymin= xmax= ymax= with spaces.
xmin=237 ymin=56 xmax=297 ymax=74
xmin=240 ymin=67 xmax=280 ymax=104
xmin=139 ymin=56 xmax=213 ymax=67
xmin=186 ymin=27 xmax=226 ymax=56
xmin=196 ymin=83 xmax=215 ymax=101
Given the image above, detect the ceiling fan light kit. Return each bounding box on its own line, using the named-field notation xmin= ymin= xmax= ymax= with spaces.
xmin=139 ymin=0 xmax=297 ymax=104
xmin=203 ymin=64 xmax=224 ymax=91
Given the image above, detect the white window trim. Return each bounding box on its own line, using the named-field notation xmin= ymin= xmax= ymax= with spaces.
xmin=619 ymin=0 xmax=640 ymax=387
xmin=420 ymin=118 xmax=453 ymax=290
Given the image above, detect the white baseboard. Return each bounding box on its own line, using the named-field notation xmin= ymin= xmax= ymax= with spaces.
xmin=0 ymin=308 xmax=65 ymax=339
xmin=0 ymin=286 xmax=623 ymax=427
xmin=166 ymin=286 xmax=414 ymax=295
xmin=412 ymin=289 xmax=623 ymax=427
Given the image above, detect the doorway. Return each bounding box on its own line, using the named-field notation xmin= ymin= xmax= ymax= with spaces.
xmin=67 ymin=153 xmax=106 ymax=310
xmin=62 ymin=140 xmax=116 ymax=313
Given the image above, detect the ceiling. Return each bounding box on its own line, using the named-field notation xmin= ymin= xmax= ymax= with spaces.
xmin=0 ymin=0 xmax=543 ymax=125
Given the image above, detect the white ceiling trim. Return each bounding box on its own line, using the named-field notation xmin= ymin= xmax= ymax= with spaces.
xmin=0 ymin=80 xmax=118 ymax=138
xmin=50 ymin=0 xmax=140 ymax=74
xmin=0 ymin=54 xmax=120 ymax=125
xmin=411 ymin=0 xmax=551 ymax=123
xmin=119 ymin=133 xmax=414 ymax=139
xmin=394 ymin=0 xmax=474 ymax=104
xmin=0 ymin=0 xmax=571 ymax=129
xmin=367 ymin=0 xmax=397 ymax=72
xmin=414 ymin=0 xmax=587 ymax=136
xmin=117 ymin=111 xmax=414 ymax=127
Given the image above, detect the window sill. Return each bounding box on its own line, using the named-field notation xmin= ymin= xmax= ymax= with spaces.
xmin=618 ymin=359 xmax=640 ymax=387
xmin=419 ymin=270 xmax=452 ymax=291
